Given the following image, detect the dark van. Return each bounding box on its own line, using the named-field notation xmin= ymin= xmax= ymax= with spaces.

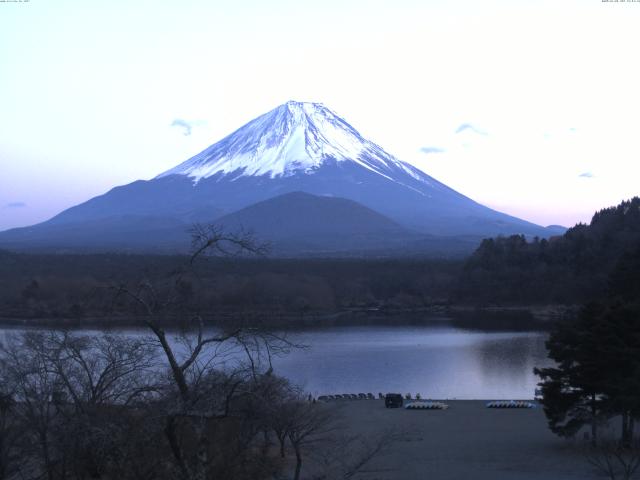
xmin=385 ymin=393 xmax=404 ymax=408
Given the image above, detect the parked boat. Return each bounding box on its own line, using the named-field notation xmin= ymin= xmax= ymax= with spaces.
xmin=405 ymin=401 xmax=449 ymax=410
xmin=486 ymin=400 xmax=536 ymax=409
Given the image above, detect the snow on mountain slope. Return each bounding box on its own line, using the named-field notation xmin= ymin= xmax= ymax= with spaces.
xmin=157 ymin=101 xmax=430 ymax=186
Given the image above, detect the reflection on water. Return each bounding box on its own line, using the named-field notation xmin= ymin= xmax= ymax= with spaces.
xmin=271 ymin=326 xmax=551 ymax=399
xmin=0 ymin=324 xmax=551 ymax=400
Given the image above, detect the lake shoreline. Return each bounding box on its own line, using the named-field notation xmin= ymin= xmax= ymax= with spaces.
xmin=0 ymin=304 xmax=577 ymax=331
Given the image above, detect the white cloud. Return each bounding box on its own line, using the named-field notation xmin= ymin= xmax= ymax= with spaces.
xmin=419 ymin=146 xmax=445 ymax=155
xmin=170 ymin=118 xmax=208 ymax=136
xmin=4 ymin=202 xmax=27 ymax=208
xmin=455 ymin=124 xmax=487 ymax=136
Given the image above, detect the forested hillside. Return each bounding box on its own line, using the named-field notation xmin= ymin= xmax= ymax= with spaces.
xmin=458 ymin=197 xmax=640 ymax=304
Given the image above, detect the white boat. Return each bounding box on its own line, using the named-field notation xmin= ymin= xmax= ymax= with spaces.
xmin=405 ymin=401 xmax=449 ymax=410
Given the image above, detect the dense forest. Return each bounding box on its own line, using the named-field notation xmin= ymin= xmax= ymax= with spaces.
xmin=459 ymin=197 xmax=640 ymax=305
xmin=0 ymin=197 xmax=638 ymax=326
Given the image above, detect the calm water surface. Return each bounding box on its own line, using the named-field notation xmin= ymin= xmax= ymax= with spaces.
xmin=0 ymin=324 xmax=551 ymax=400
xmin=271 ymin=326 xmax=550 ymax=399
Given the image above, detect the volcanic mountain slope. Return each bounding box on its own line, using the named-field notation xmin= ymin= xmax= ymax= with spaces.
xmin=214 ymin=191 xmax=412 ymax=254
xmin=0 ymin=215 xmax=191 ymax=253
xmin=0 ymin=101 xmax=561 ymax=254
xmin=217 ymin=192 xmax=405 ymax=237
xmin=217 ymin=192 xmax=488 ymax=255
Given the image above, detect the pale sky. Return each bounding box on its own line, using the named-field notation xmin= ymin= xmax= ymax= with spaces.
xmin=1 ymin=0 xmax=639 ymax=231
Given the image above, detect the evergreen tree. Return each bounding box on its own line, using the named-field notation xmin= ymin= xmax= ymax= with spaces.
xmin=535 ymin=241 xmax=640 ymax=445
xmin=598 ymin=303 xmax=640 ymax=446
xmin=534 ymin=303 xmax=610 ymax=444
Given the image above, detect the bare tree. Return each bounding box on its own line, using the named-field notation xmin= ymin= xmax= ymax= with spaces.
xmin=585 ymin=439 xmax=640 ymax=480
xmin=1 ymin=330 xmax=160 ymax=480
xmin=35 ymin=331 xmax=158 ymax=410
xmin=285 ymin=400 xmax=336 ymax=480
xmin=310 ymin=431 xmax=399 ymax=480
xmin=188 ymin=224 xmax=269 ymax=262
xmin=1 ymin=333 xmax=66 ymax=480
xmin=42 ymin=331 xmax=158 ymax=479
xmin=271 ymin=398 xmax=398 ymax=480
xmin=112 ymin=226 xmax=269 ymax=406
xmin=0 ymin=367 xmax=22 ymax=480
xmin=109 ymin=225 xmax=302 ymax=480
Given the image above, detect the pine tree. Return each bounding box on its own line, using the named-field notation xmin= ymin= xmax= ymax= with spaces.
xmin=534 ymin=303 xmax=610 ymax=444
xmin=535 ymin=242 xmax=640 ymax=445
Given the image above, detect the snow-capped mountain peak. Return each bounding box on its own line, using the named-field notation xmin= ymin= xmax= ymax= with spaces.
xmin=0 ymin=102 xmax=555 ymax=252
xmin=157 ymin=101 xmax=418 ymax=182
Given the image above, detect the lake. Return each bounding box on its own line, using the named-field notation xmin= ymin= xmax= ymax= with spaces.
xmin=271 ymin=325 xmax=550 ymax=400
xmin=0 ymin=323 xmax=549 ymax=399
xmin=0 ymin=323 xmax=551 ymax=400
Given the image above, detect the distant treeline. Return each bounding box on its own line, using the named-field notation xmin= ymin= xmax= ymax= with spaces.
xmin=1 ymin=197 xmax=639 ymax=325
xmin=0 ymin=253 xmax=461 ymax=324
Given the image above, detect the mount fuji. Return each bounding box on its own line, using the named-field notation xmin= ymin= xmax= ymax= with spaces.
xmin=0 ymin=101 xmax=562 ymax=255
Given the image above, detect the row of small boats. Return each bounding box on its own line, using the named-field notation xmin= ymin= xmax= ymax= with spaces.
xmin=486 ymin=401 xmax=536 ymax=409
xmin=317 ymin=393 xmax=377 ymax=401
xmin=405 ymin=401 xmax=449 ymax=410
xmin=317 ymin=395 xmax=536 ymax=409
xmin=406 ymin=400 xmax=536 ymax=410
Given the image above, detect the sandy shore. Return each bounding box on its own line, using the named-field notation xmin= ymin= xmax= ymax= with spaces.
xmin=325 ymin=400 xmax=597 ymax=480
